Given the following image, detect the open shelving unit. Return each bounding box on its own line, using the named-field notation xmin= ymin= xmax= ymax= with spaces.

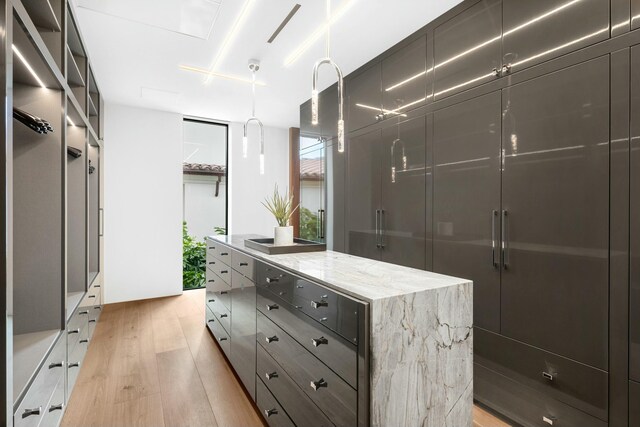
xmin=66 ymin=11 xmax=87 ymax=114
xmin=21 ymin=0 xmax=63 ymax=71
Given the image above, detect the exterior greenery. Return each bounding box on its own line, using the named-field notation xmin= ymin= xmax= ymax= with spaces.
xmin=299 ymin=207 xmax=318 ymax=241
xmin=183 ymin=221 xmax=206 ymax=289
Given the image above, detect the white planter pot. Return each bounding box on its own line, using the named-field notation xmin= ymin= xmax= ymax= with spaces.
xmin=274 ymin=226 xmax=294 ymax=246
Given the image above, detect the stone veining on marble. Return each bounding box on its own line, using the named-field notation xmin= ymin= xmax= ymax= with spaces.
xmin=370 ymin=282 xmax=473 ymax=427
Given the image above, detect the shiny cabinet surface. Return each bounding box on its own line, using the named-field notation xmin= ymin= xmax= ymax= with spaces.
xmin=346 ymin=64 xmax=382 ymax=133
xmin=631 ymin=44 xmax=640 ymax=383
xmin=433 ymin=91 xmax=502 ymax=332
xmin=230 ymin=271 xmax=257 ymax=399
xmin=500 ymin=56 xmax=610 ymax=370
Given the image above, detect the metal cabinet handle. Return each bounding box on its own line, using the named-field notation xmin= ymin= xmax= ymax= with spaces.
xmin=68 ymin=329 xmax=80 ymax=334
xmin=239 ymin=262 xmax=248 ymax=266
xmin=375 ymin=209 xmax=381 ymax=248
xmin=88 ymin=295 xmax=96 ymax=299
xmin=219 ymin=313 xmax=228 ymax=318
xmin=220 ymin=252 xmax=228 ymax=256
xmin=501 ymin=210 xmax=509 ymax=269
xmin=49 ymin=403 xmax=64 ymax=412
xmin=79 ymin=310 xmax=89 ymax=315
xmin=208 ymin=279 xmax=215 ymax=283
xmin=542 ymin=371 xmax=554 ymax=381
xmin=217 ymin=337 xmax=228 ymax=342
xmin=501 ymin=63 xmax=512 ymax=74
xmin=207 ymin=319 xmax=215 ymax=323
xmin=311 ymin=300 xmax=328 ymax=309
xmin=80 ymin=339 xmax=89 ymax=344
xmin=208 ymin=299 xmax=215 ymax=303
xmin=265 ymin=372 xmax=278 ymax=380
xmin=219 ymin=291 xmax=228 ymax=295
xmin=265 ymin=335 xmax=279 ymax=343
xmin=89 ymin=319 xmax=96 ymax=323
xmin=209 ymin=246 xmax=215 ymax=250
xmin=264 ymin=408 xmax=278 ymax=417
xmin=22 ymin=407 xmax=42 ymax=418
xmin=220 ymin=270 xmax=228 ymax=274
xmin=542 ymin=416 xmax=557 ymax=425
xmin=266 ymin=277 xmax=279 ymax=283
xmin=491 ymin=210 xmax=499 ymax=268
xmin=319 ymin=209 xmax=325 ymax=239
xmin=310 ymin=378 xmax=328 ymax=391
xmin=312 ymin=337 xmax=328 ymax=347
xmin=69 ymin=362 xmax=80 ymax=368
xmin=209 ymin=261 xmax=216 ymax=265
xmin=94 ymin=284 xmax=101 ymax=288
xmin=48 ymin=361 xmax=64 ymax=369
xmin=492 ymin=67 xmax=500 ymax=77
xmin=266 ymin=304 xmax=279 ymax=311
xmin=379 ymin=209 xmax=386 ymax=248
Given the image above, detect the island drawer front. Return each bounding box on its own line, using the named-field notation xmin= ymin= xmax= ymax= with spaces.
xmin=206 ymin=239 xmax=233 ymax=264
xmin=257 ymin=289 xmax=357 ymax=388
xmin=40 ymin=375 xmax=65 ymax=427
xmin=206 ymin=267 xmax=231 ymax=291
xmin=14 ymin=335 xmax=66 ymax=427
xmin=257 ymin=344 xmax=335 ymax=427
xmin=209 ymin=260 xmax=232 ymax=286
xmin=258 ymin=263 xmax=360 ymax=344
xmin=207 ymin=306 xmax=231 ymax=356
xmin=257 ymin=311 xmax=358 ymax=426
xmin=212 ymin=302 xmax=231 ymax=335
xmin=232 ymin=250 xmax=256 ymax=281
xmin=257 ymin=376 xmax=296 ymax=427
xmin=206 ymin=279 xmax=231 ymax=312
xmin=475 ymin=328 xmax=608 ymax=420
xmin=475 ymin=363 xmax=607 ymax=427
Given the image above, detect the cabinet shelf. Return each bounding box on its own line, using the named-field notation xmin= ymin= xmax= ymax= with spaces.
xmin=88 ymin=94 xmax=98 ymax=117
xmin=13 ymin=329 xmax=60 ymax=402
xmin=23 ymin=0 xmax=61 ymax=32
xmin=66 ymin=45 xmax=85 ymax=88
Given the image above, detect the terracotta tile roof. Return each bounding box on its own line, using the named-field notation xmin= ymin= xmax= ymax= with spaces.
xmin=300 ymin=158 xmax=323 ymax=180
xmin=183 ymin=163 xmax=226 ymax=176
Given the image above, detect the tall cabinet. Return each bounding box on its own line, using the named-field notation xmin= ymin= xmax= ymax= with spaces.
xmin=2 ymin=0 xmax=104 ymax=425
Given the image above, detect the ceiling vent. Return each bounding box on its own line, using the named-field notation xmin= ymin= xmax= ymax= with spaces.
xmin=267 ymin=4 xmax=301 ymax=43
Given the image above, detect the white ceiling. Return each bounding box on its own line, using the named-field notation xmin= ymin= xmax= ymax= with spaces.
xmin=72 ymin=0 xmax=463 ymax=129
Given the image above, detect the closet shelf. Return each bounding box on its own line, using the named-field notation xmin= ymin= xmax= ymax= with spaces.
xmin=66 ymin=45 xmax=85 ymax=88
xmin=23 ymin=0 xmax=61 ymax=33
xmin=88 ymin=95 xmax=98 ymax=117
xmin=13 ymin=329 xmax=60 ymax=403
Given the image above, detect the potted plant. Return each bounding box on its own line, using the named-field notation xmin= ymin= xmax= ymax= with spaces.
xmin=262 ymin=184 xmax=299 ymax=246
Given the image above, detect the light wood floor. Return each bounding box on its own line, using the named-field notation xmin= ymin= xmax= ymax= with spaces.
xmin=61 ymin=289 xmax=510 ymax=427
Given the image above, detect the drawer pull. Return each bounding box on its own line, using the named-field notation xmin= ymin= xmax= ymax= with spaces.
xmin=296 ymin=285 xmax=304 ymax=289
xmin=310 ymin=378 xmax=328 ymax=391
xmin=209 ymin=261 xmax=216 ymax=265
xmin=80 ymin=339 xmax=89 ymax=344
xmin=208 ymin=319 xmax=215 ymax=323
xmin=218 ymin=337 xmax=228 ymax=342
xmin=312 ymin=337 xmax=328 ymax=347
xmin=265 ymin=371 xmax=278 ymax=380
xmin=266 ymin=277 xmax=279 ymax=283
xmin=69 ymin=362 xmax=80 ymax=368
xmin=266 ymin=304 xmax=279 ymax=311
xmin=265 ymin=335 xmax=279 ymax=344
xmin=22 ymin=407 xmax=42 ymax=418
xmin=208 ymin=299 xmax=216 ymax=303
xmin=95 ymin=284 xmax=101 ymax=288
xmin=220 ymin=270 xmax=229 ymax=274
xmin=208 ymin=279 xmax=215 ymax=283
xmin=278 ymin=291 xmax=286 ymax=296
xmin=79 ymin=310 xmax=89 ymax=315
xmin=219 ymin=313 xmax=228 ymax=318
xmin=48 ymin=361 xmax=64 ymax=369
xmin=220 ymin=252 xmax=229 ymax=256
xmin=319 ymin=317 xmax=328 ymax=322
xmin=89 ymin=295 xmax=96 ymax=298
xmin=264 ymin=408 xmax=278 ymax=417
xmin=543 ymin=416 xmax=556 ymax=425
xmin=311 ymin=300 xmax=328 ymax=309
xmin=68 ymin=329 xmax=80 ymax=334
xmin=219 ymin=291 xmax=228 ymax=295
xmin=542 ymin=371 xmax=554 ymax=381
xmin=209 ymin=246 xmax=215 ymax=250
xmin=49 ymin=403 xmax=64 ymax=412
xmin=89 ymin=319 xmax=97 ymax=323
xmin=239 ymin=262 xmax=249 ymax=266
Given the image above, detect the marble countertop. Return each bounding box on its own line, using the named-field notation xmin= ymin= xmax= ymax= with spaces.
xmin=209 ymin=234 xmax=470 ymax=303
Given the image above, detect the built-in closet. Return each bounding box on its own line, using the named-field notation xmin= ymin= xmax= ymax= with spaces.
xmin=2 ymin=0 xmax=104 ymax=425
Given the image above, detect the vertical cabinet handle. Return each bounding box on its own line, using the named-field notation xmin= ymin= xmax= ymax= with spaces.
xmin=491 ymin=210 xmax=499 ymax=268
xmin=22 ymin=407 xmax=42 ymax=418
xmin=99 ymin=208 xmax=104 ymax=237
xmin=501 ymin=210 xmax=509 ymax=269
xmin=379 ymin=209 xmax=386 ymax=248
xmin=375 ymin=209 xmax=381 ymax=248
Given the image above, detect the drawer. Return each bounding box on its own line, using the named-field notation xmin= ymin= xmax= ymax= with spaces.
xmin=256 ymin=376 xmax=295 ymax=427
xmin=257 ymin=345 xmax=335 ymax=427
xmin=631 ymin=380 xmax=640 ymax=427
xmin=206 ymin=239 xmax=233 ymax=265
xmin=257 ymin=311 xmax=357 ymax=426
xmin=67 ymin=308 xmax=89 ymax=352
xmin=206 ymin=278 xmax=231 ymax=311
xmin=475 ymin=363 xmax=607 ymax=427
xmin=88 ymin=306 xmax=102 ymax=338
xmin=258 ymin=263 xmax=360 ymax=344
xmin=211 ymin=301 xmax=231 ymax=335
xmin=257 ymin=289 xmax=357 ymax=388
xmin=40 ymin=375 xmax=65 ymax=427
xmin=475 ymin=328 xmax=608 ymax=420
xmin=14 ymin=334 xmax=66 ymax=427
xmin=208 ymin=259 xmax=232 ymax=286
xmin=79 ymin=288 xmax=100 ymax=308
xmin=206 ymin=306 xmax=230 ymax=357
xmin=232 ymin=250 xmax=256 ymax=281
xmin=68 ymin=337 xmax=89 ymax=392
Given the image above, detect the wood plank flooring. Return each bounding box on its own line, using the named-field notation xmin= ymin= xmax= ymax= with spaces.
xmin=62 ymin=289 xmax=510 ymax=427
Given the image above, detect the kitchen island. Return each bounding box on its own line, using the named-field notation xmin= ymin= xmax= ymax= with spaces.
xmin=204 ymin=234 xmax=472 ymax=427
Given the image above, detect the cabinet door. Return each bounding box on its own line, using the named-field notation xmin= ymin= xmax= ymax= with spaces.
xmin=347 ymin=129 xmax=381 ymax=260
xmin=502 ymin=0 xmax=609 ymax=74
xmin=380 ymin=116 xmax=426 ymax=269
xmin=325 ymin=140 xmax=346 ymax=252
xmin=631 ymin=45 xmax=640 ymax=382
xmin=346 ymin=64 xmax=382 ymax=133
xmin=632 ymin=0 xmax=640 ymax=30
xmin=433 ymin=92 xmax=502 ymax=332
xmin=500 ymin=57 xmax=609 ymax=369
xmin=382 ymin=36 xmax=427 ymax=116
xmin=230 ymin=275 xmax=257 ymax=399
xmin=299 ymin=139 xmax=325 ymax=243
xmin=433 ymin=0 xmax=501 ymax=100
xmin=320 ymin=84 xmax=339 ymax=141
xmin=631 ymin=381 xmax=640 ymax=426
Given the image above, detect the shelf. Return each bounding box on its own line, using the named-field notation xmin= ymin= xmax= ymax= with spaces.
xmin=67 ymin=291 xmax=85 ymax=321
xmin=23 ymin=0 xmax=61 ymax=32
xmin=66 ymin=12 xmax=85 ymax=57
xmin=66 ymin=45 xmax=85 ymax=88
xmin=13 ymin=16 xmax=60 ymax=89
xmin=88 ymin=94 xmax=98 ymax=117
xmin=13 ymin=329 xmax=60 ymax=402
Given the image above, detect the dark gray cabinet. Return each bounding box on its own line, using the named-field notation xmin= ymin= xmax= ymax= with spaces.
xmin=631 ymin=381 xmax=640 ymax=426
xmin=433 ymin=92 xmax=502 ymax=332
xmin=381 ymin=36 xmax=428 ymax=115
xmin=347 ymin=116 xmax=427 ymax=269
xmin=346 ymin=64 xmax=382 ymax=133
xmin=300 ymin=85 xmax=339 ymax=142
xmin=500 ymin=56 xmax=610 ymax=370
xmin=633 ymin=0 xmax=640 ymax=30
xmin=433 ymin=0 xmax=502 ymax=100
xmin=325 ymin=140 xmax=346 ymax=252
xmin=501 ymin=0 xmax=609 ymax=74
xmin=631 ymin=44 xmax=640 ymax=383
xmin=230 ymin=272 xmax=257 ymax=399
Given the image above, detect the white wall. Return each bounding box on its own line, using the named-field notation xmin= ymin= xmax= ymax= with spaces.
xmin=104 ymin=103 xmax=183 ymax=304
xmin=228 ymin=123 xmax=290 ymax=236
xmin=184 ymin=175 xmax=227 ymax=240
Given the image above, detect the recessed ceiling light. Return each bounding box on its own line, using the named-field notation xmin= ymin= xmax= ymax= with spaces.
xmin=180 ymin=64 xmax=266 ymax=86
xmin=12 ymin=44 xmax=46 ymax=88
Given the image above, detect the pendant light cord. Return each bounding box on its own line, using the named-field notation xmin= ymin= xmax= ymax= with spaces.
xmin=326 ymin=0 xmax=331 ymax=58
xmin=251 ymin=69 xmax=256 ymax=117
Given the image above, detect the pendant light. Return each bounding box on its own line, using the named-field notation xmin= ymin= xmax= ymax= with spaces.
xmin=311 ymin=0 xmax=345 ymax=153
xmin=243 ymin=59 xmax=265 ymax=174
